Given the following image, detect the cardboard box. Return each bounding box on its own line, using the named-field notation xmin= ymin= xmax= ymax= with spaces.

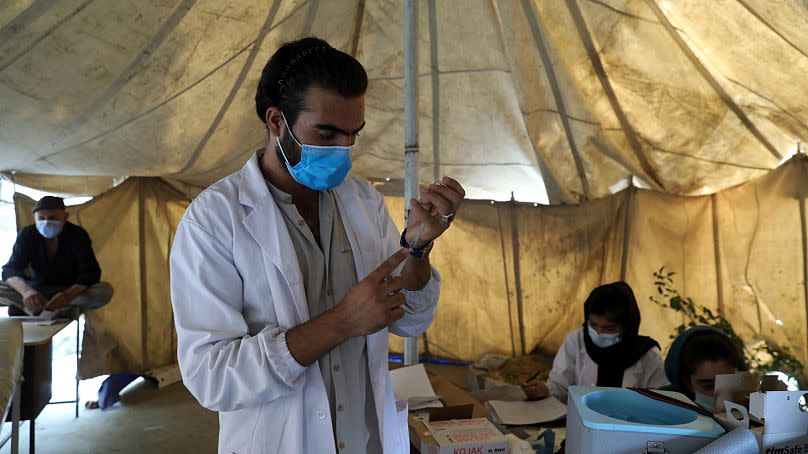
xmin=711 ymin=373 xmax=808 ymax=453
xmin=749 ymin=390 xmax=808 ymax=453
xmin=407 ymin=374 xmax=491 ymax=447
xmin=422 ymin=418 xmax=508 ymax=454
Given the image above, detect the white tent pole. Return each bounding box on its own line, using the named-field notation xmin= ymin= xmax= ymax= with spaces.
xmin=403 ymin=0 xmax=420 ymax=366
xmin=711 ymin=193 xmax=725 ymax=316
xmin=800 ymin=163 xmax=808 ymax=362
xmin=619 ymin=178 xmax=634 ymax=281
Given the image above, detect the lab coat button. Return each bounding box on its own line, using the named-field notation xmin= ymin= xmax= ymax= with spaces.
xmin=315 ymin=409 xmax=327 ymax=420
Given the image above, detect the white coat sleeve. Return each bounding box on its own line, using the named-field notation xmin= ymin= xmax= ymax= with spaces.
xmin=546 ymin=333 xmax=579 ymax=404
xmin=375 ymin=191 xmax=440 ymax=338
xmin=638 ymin=347 xmax=670 ymax=389
xmin=170 ymin=218 xmax=306 ymax=412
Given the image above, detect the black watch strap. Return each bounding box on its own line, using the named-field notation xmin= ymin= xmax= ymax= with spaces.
xmin=400 ymin=228 xmax=432 ymax=258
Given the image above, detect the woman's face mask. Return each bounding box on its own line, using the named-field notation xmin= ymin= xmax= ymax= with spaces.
xmin=587 ymin=324 xmax=622 ymax=348
xmin=587 ymin=313 xmax=623 ymax=348
xmin=694 ymin=392 xmax=714 ymax=411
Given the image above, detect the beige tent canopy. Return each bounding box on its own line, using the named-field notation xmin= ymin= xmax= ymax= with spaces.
xmin=2 ymin=0 xmax=808 ymax=376
xmin=3 ymin=0 xmax=806 ymax=201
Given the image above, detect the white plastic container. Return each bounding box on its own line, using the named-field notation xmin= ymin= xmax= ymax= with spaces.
xmin=566 ymin=386 xmax=725 ymax=453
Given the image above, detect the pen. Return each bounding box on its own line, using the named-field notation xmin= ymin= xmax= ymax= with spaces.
xmin=525 ymin=370 xmax=541 ymax=383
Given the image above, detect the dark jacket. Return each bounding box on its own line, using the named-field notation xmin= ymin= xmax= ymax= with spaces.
xmin=2 ymin=222 xmax=101 ymax=286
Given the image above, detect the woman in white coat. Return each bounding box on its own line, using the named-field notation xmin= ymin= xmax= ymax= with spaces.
xmin=522 ymin=282 xmax=669 ymax=403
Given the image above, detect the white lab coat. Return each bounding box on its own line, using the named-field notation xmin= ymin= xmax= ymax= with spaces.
xmin=170 ymin=153 xmax=440 ymax=454
xmin=546 ymin=329 xmax=669 ymax=403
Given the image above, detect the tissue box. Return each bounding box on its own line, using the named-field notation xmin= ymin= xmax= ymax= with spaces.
xmin=421 ymin=418 xmax=508 ymax=454
xmin=749 ymin=390 xmax=808 ymax=453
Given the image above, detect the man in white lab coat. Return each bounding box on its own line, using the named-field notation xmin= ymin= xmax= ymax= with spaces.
xmin=170 ymin=37 xmax=465 ymax=453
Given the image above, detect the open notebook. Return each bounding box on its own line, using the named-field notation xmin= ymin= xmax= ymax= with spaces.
xmin=486 ymin=397 xmax=567 ymax=425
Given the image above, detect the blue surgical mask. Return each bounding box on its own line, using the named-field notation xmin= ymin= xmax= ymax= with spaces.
xmin=36 ymin=220 xmax=64 ymax=239
xmin=276 ymin=114 xmax=352 ymax=191
xmin=694 ymin=392 xmax=714 ymax=412
xmin=587 ymin=324 xmax=622 ymax=348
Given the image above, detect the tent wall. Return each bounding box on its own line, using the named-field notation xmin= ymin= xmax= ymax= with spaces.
xmin=391 ymin=155 xmax=808 ymax=367
xmin=13 ymin=157 xmax=807 ymax=376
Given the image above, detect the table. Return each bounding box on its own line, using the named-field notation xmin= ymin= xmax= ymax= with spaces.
xmin=5 ymin=320 xmax=71 ymax=454
xmin=407 ymin=369 xmax=567 ymax=453
xmin=22 ymin=321 xmax=71 ymax=346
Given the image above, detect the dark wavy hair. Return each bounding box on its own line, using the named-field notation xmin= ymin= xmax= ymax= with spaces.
xmin=680 ymin=332 xmax=747 ymax=379
xmin=255 ymin=37 xmax=368 ymax=129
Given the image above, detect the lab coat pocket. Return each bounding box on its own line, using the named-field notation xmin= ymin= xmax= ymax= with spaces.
xmin=251 ymin=396 xmax=298 ymax=453
xmin=219 ymin=405 xmax=262 ymax=454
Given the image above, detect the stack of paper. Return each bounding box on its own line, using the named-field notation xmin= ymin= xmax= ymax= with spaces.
xmin=486 ymin=397 xmax=567 ymax=425
xmin=9 ymin=314 xmax=65 ymax=326
xmin=390 ymin=363 xmax=443 ymax=410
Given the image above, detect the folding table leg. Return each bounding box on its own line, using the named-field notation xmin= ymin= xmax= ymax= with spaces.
xmin=11 ymin=379 xmax=20 ymax=454
xmin=75 ymin=317 xmax=80 ymax=418
xmin=29 ymin=418 xmax=34 ymax=454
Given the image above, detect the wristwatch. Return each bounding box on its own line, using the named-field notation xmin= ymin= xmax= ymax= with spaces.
xmin=400 ymin=228 xmax=433 ymax=258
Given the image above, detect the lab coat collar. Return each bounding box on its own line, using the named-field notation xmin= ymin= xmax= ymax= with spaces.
xmin=238 ymin=151 xmax=270 ymax=209
xmin=238 ymin=152 xmax=309 ymax=323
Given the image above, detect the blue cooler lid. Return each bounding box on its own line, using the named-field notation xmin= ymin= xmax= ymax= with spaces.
xmin=568 ymin=386 xmax=725 ymax=438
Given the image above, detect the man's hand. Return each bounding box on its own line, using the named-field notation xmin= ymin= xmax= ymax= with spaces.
xmin=521 ymin=379 xmax=550 ymax=400
xmin=338 ymin=249 xmax=410 ymax=337
xmin=22 ymin=289 xmax=46 ymax=314
xmin=46 ymin=292 xmax=73 ymax=311
xmin=406 ymin=176 xmax=465 ymax=248
xmin=286 ymin=249 xmax=410 ymax=367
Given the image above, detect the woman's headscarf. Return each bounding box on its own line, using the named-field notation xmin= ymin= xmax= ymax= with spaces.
xmin=582 ymin=281 xmax=660 ymax=387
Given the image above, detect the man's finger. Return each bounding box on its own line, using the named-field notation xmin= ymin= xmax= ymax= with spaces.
xmin=380 ymin=276 xmax=405 ymax=296
xmin=441 ymin=177 xmax=466 ymax=198
xmin=384 ymin=292 xmax=405 ymax=309
xmin=388 ymin=306 xmax=405 ymax=324
xmin=410 ymin=198 xmax=430 ymax=214
xmin=409 ymin=201 xmax=441 ymax=233
xmin=426 ymin=185 xmax=463 ymax=212
xmin=410 ymin=199 xmax=438 ymax=222
xmin=419 ymin=190 xmax=452 ymax=216
xmin=368 ymin=248 xmax=409 ymax=283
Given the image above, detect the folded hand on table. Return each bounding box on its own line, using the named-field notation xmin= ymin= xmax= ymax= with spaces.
xmin=521 ymin=379 xmax=550 ymax=400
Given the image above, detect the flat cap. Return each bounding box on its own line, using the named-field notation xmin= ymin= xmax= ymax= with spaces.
xmin=33 ymin=196 xmax=66 ymax=213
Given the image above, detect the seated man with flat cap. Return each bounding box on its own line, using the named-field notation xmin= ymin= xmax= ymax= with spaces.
xmin=0 ymin=196 xmax=113 ymax=317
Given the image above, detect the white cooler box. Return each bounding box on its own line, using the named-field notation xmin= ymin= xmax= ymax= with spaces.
xmin=566 ymin=386 xmax=726 ymax=454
